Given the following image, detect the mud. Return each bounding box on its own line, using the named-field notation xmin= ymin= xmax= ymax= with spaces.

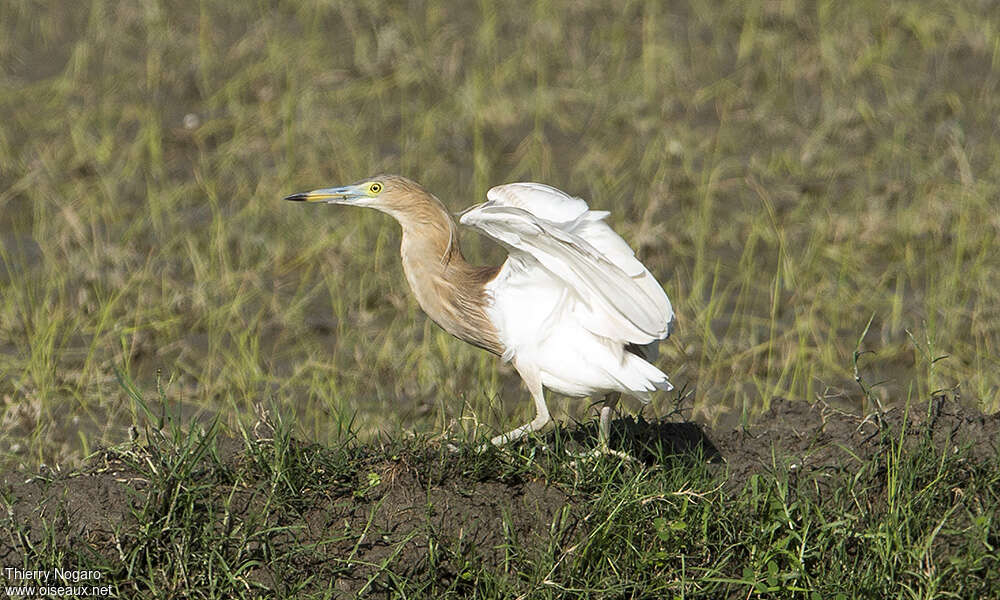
xmin=2 ymin=396 xmax=997 ymax=595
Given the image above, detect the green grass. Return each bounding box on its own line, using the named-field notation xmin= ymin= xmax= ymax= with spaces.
xmin=1 ymin=0 xmax=999 ymax=476
xmin=3 ymin=387 xmax=998 ymax=598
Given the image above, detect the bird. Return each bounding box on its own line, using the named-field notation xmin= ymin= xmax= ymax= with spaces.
xmin=285 ymin=175 xmax=674 ymax=451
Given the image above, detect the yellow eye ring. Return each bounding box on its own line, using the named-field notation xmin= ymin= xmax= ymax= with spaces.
xmin=369 ymin=182 xmax=382 ymax=194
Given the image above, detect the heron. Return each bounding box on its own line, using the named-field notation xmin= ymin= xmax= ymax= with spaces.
xmin=285 ymin=175 xmax=674 ymax=451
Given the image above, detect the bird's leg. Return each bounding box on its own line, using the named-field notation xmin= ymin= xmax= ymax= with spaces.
xmin=598 ymin=392 xmax=621 ymax=452
xmin=486 ymin=362 xmax=551 ymax=448
xmin=569 ymin=392 xmax=638 ymax=464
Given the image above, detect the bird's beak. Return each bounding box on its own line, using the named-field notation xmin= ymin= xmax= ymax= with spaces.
xmin=284 ymin=184 xmax=365 ymax=204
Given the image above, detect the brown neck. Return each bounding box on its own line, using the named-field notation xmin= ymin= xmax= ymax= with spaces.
xmin=395 ymin=198 xmax=503 ymax=356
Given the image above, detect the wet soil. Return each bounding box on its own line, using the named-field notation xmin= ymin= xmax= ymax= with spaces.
xmin=2 ymin=397 xmax=997 ymax=595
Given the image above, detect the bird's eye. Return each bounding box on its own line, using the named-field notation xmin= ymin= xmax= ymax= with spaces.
xmin=369 ymin=182 xmax=382 ymax=194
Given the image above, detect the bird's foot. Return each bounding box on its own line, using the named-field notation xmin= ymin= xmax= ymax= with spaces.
xmin=568 ymin=442 xmax=640 ymax=466
xmin=475 ymin=440 xmax=551 ymax=455
xmin=445 ymin=440 xmax=547 ymax=454
xmin=568 ymin=403 xmax=640 ymax=465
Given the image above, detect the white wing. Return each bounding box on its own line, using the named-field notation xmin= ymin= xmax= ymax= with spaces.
xmin=485 ymin=182 xmax=589 ymax=222
xmin=461 ymin=183 xmax=673 ymax=346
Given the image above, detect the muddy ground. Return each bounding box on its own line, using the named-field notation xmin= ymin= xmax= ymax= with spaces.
xmin=2 ymin=396 xmax=998 ymax=595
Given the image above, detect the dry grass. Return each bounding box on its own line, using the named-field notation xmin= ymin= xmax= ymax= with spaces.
xmin=1 ymin=0 xmax=999 ymax=469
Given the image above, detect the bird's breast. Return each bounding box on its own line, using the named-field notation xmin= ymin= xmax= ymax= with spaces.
xmin=399 ymin=241 xmax=504 ymax=355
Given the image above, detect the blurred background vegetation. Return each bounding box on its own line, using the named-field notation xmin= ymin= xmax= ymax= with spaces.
xmin=1 ymin=0 xmax=998 ymax=470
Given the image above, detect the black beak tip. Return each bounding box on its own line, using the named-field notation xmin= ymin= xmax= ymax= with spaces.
xmin=284 ymin=193 xmax=308 ymax=202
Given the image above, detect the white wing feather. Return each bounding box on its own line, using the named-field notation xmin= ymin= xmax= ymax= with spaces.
xmin=485 ymin=183 xmax=588 ymax=222
xmin=461 ymin=184 xmax=673 ymax=345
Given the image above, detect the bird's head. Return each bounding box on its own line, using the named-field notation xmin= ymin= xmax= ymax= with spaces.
xmin=284 ymin=174 xmax=437 ymax=220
